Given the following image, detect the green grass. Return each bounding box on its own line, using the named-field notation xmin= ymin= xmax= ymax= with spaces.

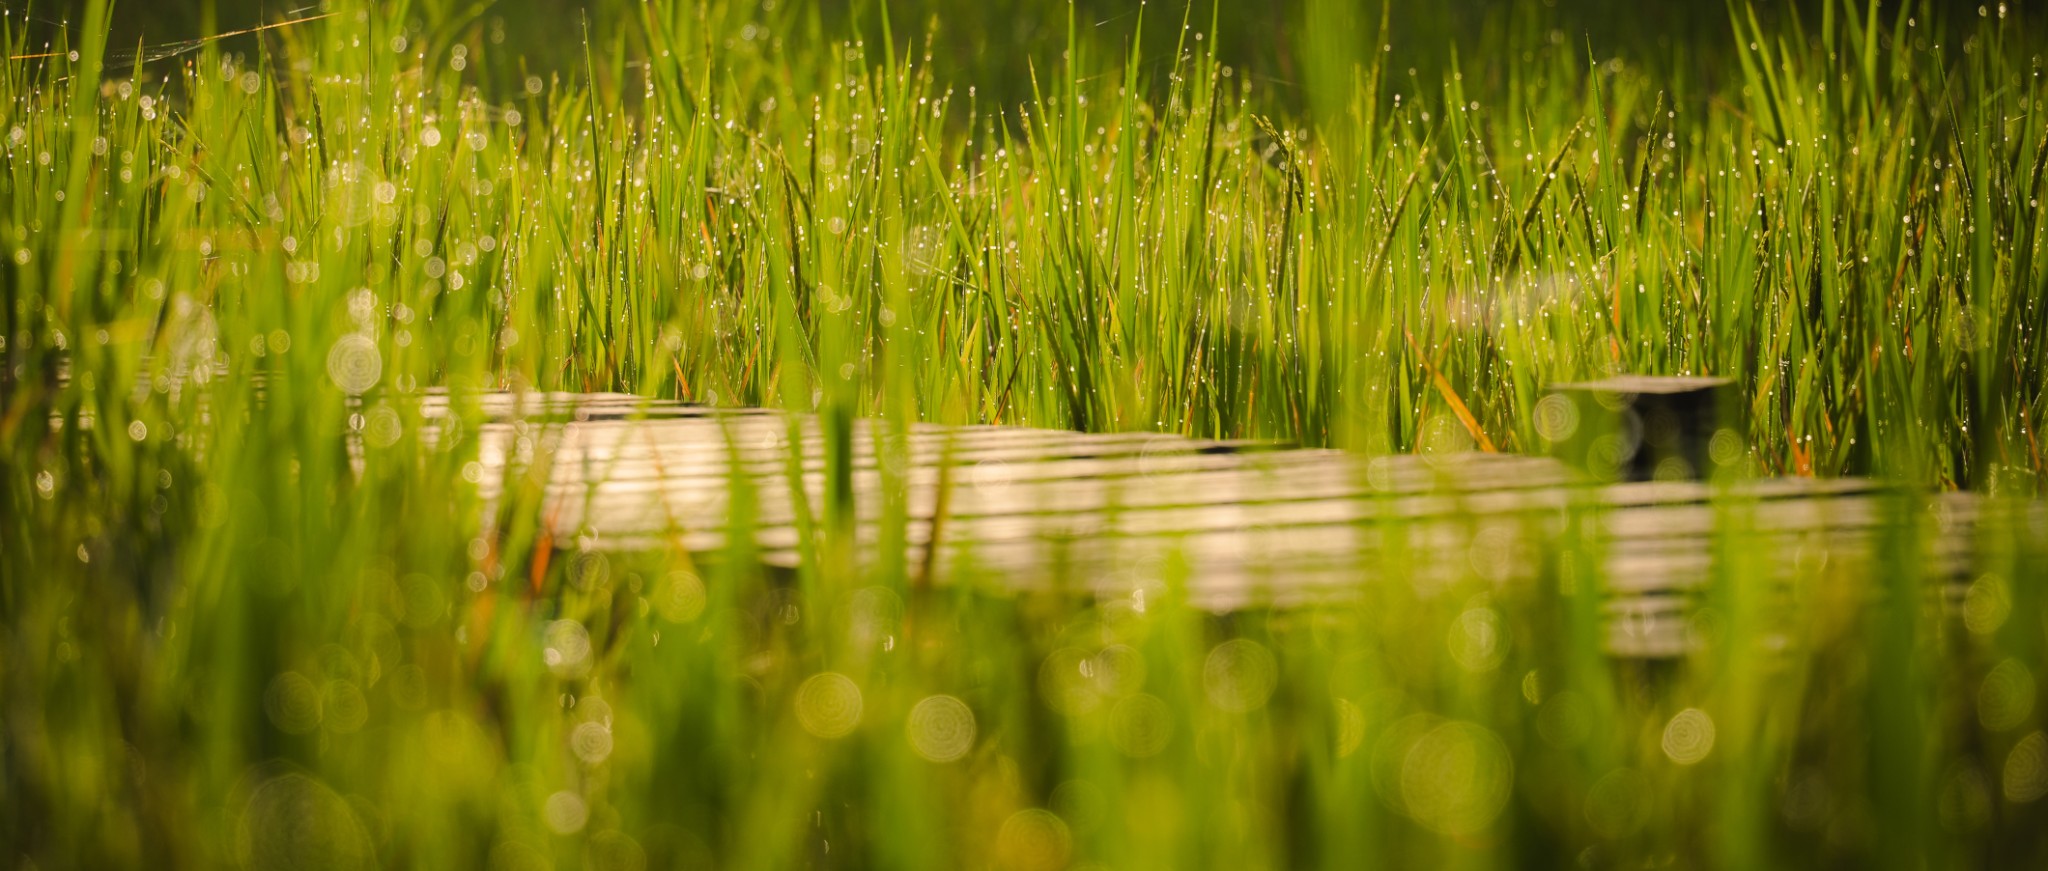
xmin=2 ymin=0 xmax=2046 ymax=867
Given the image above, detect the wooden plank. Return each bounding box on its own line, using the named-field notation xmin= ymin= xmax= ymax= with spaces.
xmin=458 ymin=392 xmax=2000 ymax=659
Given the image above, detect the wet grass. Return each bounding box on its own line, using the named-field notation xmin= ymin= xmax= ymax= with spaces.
xmin=2 ymin=0 xmax=2047 ymax=868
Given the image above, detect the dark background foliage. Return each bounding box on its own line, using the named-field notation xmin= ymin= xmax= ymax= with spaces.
xmin=21 ymin=0 xmax=1972 ymax=109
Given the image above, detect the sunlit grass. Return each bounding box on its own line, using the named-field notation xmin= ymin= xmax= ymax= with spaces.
xmin=2 ymin=0 xmax=2045 ymax=867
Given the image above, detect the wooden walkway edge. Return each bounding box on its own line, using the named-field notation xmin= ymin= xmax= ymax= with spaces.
xmin=448 ymin=391 xmax=2001 ymax=659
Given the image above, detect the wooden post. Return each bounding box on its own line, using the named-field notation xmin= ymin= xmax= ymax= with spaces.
xmin=1539 ymin=376 xmax=1740 ymax=481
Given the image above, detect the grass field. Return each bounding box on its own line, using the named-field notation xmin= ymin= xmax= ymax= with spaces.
xmin=3 ymin=0 xmax=2047 ymax=867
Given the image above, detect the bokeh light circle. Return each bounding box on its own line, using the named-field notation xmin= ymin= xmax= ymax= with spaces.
xmin=2005 ymin=732 xmax=2048 ymax=803
xmin=1108 ymin=694 xmax=1175 ymax=758
xmin=322 ymin=680 xmax=369 ymax=734
xmin=652 ymin=571 xmax=707 ymax=624
xmin=1334 ymin=698 xmax=1367 ymax=759
xmin=1039 ymin=648 xmax=1102 ymax=716
xmin=543 ymin=791 xmax=588 ymax=834
xmin=1584 ymin=768 xmax=1652 ymax=838
xmin=1978 ymin=659 xmax=2036 ymax=732
xmin=1532 ymin=393 xmax=1580 ymax=443
xmin=996 ymin=808 xmax=1072 ymax=871
xmin=1398 ymin=720 xmax=1515 ymax=835
xmin=795 ymin=672 xmax=864 ymax=738
xmin=543 ymin=620 xmax=593 ymax=678
xmin=1661 ymin=708 xmax=1716 ymax=765
xmin=570 ymin=721 xmax=614 ymax=765
xmin=264 ymin=672 xmax=323 ymax=735
xmin=235 ymin=772 xmax=373 ymax=871
xmin=1090 ymin=644 xmax=1147 ymax=697
xmin=326 ymin=333 xmax=382 ymax=395
xmin=1448 ymin=608 xmax=1508 ymax=672
xmin=1203 ymin=639 xmax=1278 ymax=713
xmin=906 ymin=695 xmax=977 ymax=762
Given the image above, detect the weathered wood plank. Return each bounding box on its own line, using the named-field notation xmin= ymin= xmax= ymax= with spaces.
xmin=460 ymin=393 xmax=1999 ymax=658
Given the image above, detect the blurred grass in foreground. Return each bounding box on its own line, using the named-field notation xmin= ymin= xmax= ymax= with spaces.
xmin=3 ymin=0 xmax=2048 ymax=867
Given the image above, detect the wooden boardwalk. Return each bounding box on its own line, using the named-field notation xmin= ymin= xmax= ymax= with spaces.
xmin=453 ymin=392 xmax=1986 ymax=658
